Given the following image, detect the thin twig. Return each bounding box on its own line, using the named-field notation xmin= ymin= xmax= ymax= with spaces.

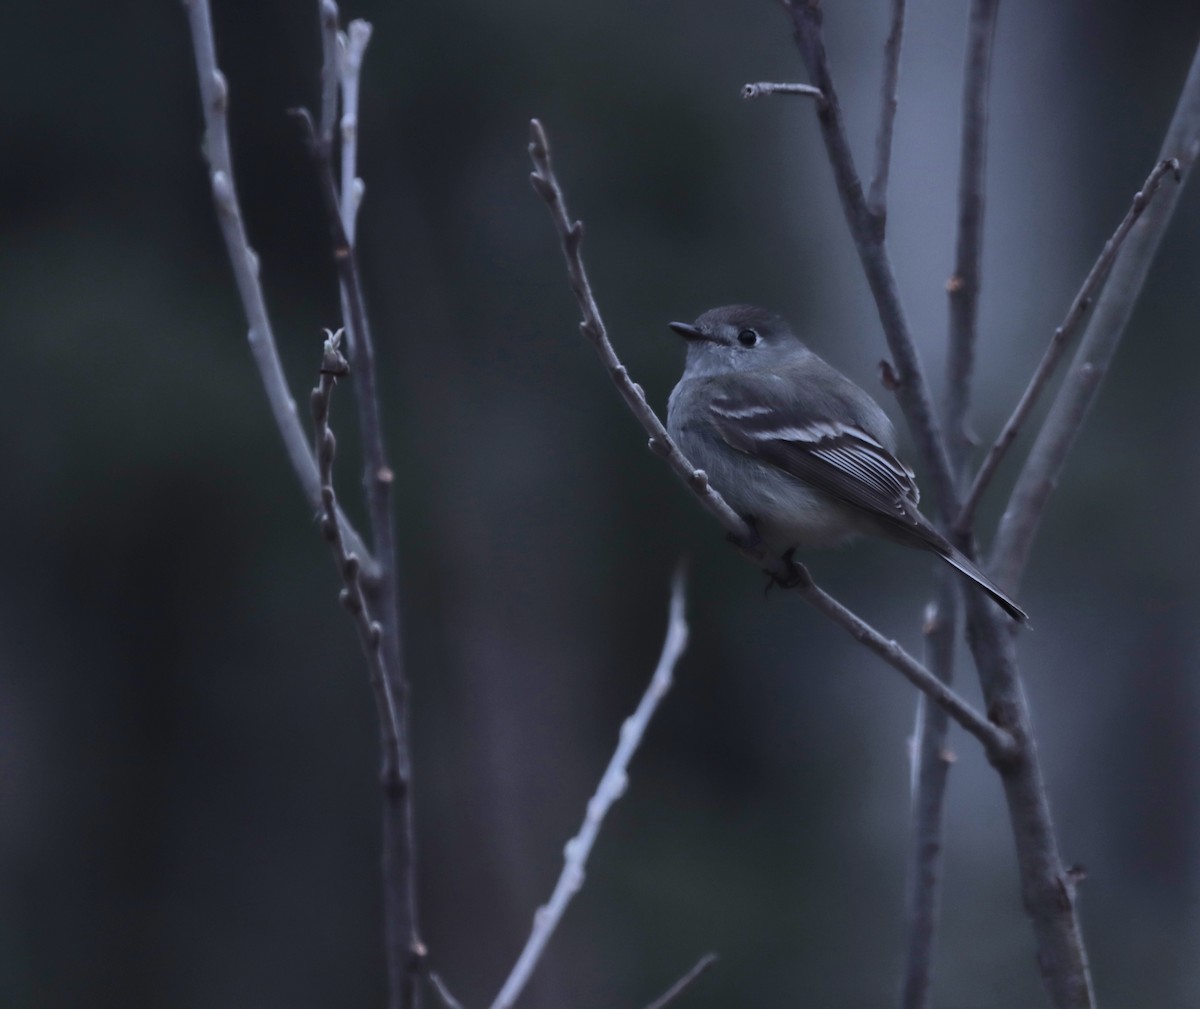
xmin=898 ymin=581 xmax=957 ymax=1009
xmin=868 ymin=0 xmax=906 ymax=218
xmin=641 ymin=953 xmax=719 ymax=1009
xmin=779 ymin=0 xmax=959 ymax=518
xmin=428 ymin=972 xmax=467 ymax=1009
xmin=528 ymin=119 xmax=1014 ymax=762
xmin=181 ymin=0 xmax=374 ymax=573
xmin=945 ymin=0 xmax=999 ymax=481
xmin=956 ymin=157 xmax=1180 ymax=536
xmin=338 ymin=19 xmax=372 ymax=241
xmin=488 ymin=569 xmax=692 ymax=1009
xmin=742 ymin=81 xmax=825 ymax=103
xmin=310 ymin=329 xmax=404 ymax=768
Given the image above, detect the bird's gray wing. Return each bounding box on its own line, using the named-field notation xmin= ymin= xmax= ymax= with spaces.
xmin=707 ymin=384 xmax=922 ymax=526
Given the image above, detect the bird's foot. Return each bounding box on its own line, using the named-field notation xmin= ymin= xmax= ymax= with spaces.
xmin=764 ymin=548 xmax=809 ymax=594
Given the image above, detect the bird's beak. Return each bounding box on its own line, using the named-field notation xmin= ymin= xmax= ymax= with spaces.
xmin=668 ymin=321 xmax=705 ymax=341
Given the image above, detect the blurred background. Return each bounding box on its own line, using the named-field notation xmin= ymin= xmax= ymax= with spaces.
xmin=3 ymin=1 xmax=1199 ymax=1006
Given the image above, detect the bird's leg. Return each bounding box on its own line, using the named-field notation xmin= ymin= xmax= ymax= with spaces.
xmin=726 ymin=515 xmax=764 ymax=553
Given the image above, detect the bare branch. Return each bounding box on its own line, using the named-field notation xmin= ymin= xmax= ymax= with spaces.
xmin=528 ymin=119 xmax=1014 ymax=760
xmin=956 ymin=157 xmax=1180 ymax=536
xmin=779 ymin=0 xmax=959 ymax=518
xmin=641 ymin=953 xmax=720 ymax=1009
xmin=867 ymin=0 xmax=906 ymax=218
xmin=899 ymin=581 xmax=958 ymax=1009
xmin=991 ymin=39 xmax=1200 ymax=591
xmin=488 ymin=569 xmax=692 ymax=1009
xmin=428 ymin=972 xmax=467 ymax=1009
xmin=945 ymin=0 xmax=1000 ymax=478
xmin=300 ymin=16 xmax=421 ymax=1005
xmin=317 ymin=0 xmax=340 ymax=144
xmin=742 ymin=81 xmax=825 ymax=103
xmin=181 ymin=0 xmax=374 ymax=572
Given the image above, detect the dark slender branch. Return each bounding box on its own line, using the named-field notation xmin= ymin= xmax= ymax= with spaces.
xmin=742 ymin=81 xmax=825 ymax=103
xmin=181 ymin=0 xmax=374 ymax=572
xmin=991 ymin=37 xmax=1200 ymax=593
xmin=945 ymin=0 xmax=999 ymax=479
xmin=898 ymin=579 xmax=957 ymax=1009
xmin=528 ymin=119 xmax=1014 ymax=762
xmin=780 ymin=0 xmax=959 ymax=518
xmin=310 ymin=329 xmax=404 ymax=769
xmin=956 ymin=157 xmax=1180 ymax=536
xmin=642 ymin=953 xmax=720 ymax=1009
xmin=299 ymin=19 xmax=421 ymax=1004
xmin=488 ymin=569 xmax=691 ymax=1009
xmin=868 ymin=0 xmax=906 ymax=218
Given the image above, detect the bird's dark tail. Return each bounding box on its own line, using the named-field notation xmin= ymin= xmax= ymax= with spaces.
xmin=937 ymin=544 xmax=1028 ymax=624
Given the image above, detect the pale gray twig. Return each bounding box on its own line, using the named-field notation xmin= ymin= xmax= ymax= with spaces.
xmin=956 ymin=157 xmax=1181 ymax=537
xmin=528 ymin=119 xmax=1014 ymax=761
xmin=779 ymin=0 xmax=960 ymax=518
xmin=642 ymin=953 xmax=719 ymax=1009
xmin=338 ymin=19 xmax=372 ymax=241
xmin=488 ymin=570 xmax=692 ymax=1009
xmin=742 ymin=81 xmax=825 ymax=103
xmin=992 ymin=36 xmax=1200 ymax=593
xmin=428 ymin=972 xmax=467 ymax=1009
xmin=181 ymin=0 xmax=374 ymax=573
xmin=868 ymin=0 xmax=906 ymax=219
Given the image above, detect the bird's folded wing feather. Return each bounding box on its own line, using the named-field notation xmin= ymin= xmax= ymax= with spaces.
xmin=709 ymin=390 xmax=921 ymax=523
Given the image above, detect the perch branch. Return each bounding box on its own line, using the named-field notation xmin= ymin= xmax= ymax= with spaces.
xmin=956 ymin=157 xmax=1181 ymax=536
xmin=181 ymin=0 xmax=374 ymax=573
xmin=488 ymin=570 xmax=692 ymax=1009
xmin=528 ymin=119 xmax=1014 ymax=763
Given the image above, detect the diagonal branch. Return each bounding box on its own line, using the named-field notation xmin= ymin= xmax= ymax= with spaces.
xmin=991 ymin=39 xmax=1200 ymax=592
xmin=528 ymin=120 xmax=1014 ymax=764
xmin=488 ymin=569 xmax=692 ymax=1009
xmin=780 ymin=0 xmax=959 ymax=518
xmin=181 ymin=0 xmax=374 ymax=573
xmin=956 ymin=157 xmax=1180 ymax=536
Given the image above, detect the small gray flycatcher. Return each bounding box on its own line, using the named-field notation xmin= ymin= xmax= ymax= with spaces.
xmin=666 ymin=304 xmax=1027 ymax=623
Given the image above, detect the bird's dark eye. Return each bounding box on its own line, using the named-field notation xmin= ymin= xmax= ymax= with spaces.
xmin=737 ymin=329 xmax=760 ymax=347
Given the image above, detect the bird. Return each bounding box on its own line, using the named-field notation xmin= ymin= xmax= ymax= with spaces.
xmin=666 ymin=304 xmax=1027 ymax=623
